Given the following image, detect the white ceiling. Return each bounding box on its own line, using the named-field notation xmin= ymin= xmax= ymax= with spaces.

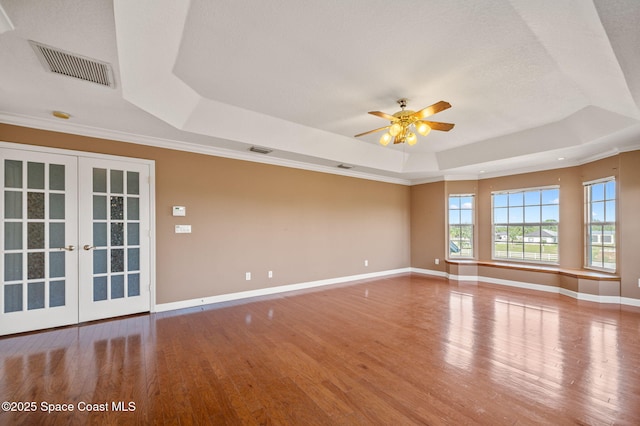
xmin=1 ymin=0 xmax=639 ymax=184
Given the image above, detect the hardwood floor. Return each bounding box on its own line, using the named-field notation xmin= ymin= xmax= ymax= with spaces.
xmin=1 ymin=273 xmax=639 ymax=425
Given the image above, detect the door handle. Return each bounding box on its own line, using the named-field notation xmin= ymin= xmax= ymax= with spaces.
xmin=83 ymin=244 xmax=95 ymax=251
xmin=59 ymin=245 xmax=76 ymax=251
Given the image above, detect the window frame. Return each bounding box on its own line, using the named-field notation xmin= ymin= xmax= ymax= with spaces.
xmin=491 ymin=185 xmax=560 ymax=265
xmin=584 ymin=177 xmax=616 ymax=272
xmin=447 ymin=194 xmax=475 ymax=259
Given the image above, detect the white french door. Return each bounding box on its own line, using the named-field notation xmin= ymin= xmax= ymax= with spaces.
xmin=0 ymin=149 xmax=78 ymax=335
xmin=1 ymin=146 xmax=152 ymax=335
xmin=78 ymin=158 xmax=150 ymax=322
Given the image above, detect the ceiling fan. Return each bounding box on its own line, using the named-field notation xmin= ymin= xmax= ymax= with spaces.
xmin=355 ymin=98 xmax=454 ymax=146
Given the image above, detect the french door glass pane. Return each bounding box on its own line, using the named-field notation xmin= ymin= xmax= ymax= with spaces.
xmin=111 ymin=222 xmax=124 ymax=245
xmin=5 ymin=160 xmax=22 ymax=188
xmin=127 ymin=197 xmax=139 ymax=220
xmin=27 ymin=282 xmax=45 ymax=310
xmin=128 ymin=248 xmax=139 ymax=270
xmin=111 ymin=249 xmax=124 ymax=272
xmin=128 ymin=274 xmax=140 ymax=297
xmin=110 ymin=170 xmax=123 ymax=194
xmin=94 ymin=250 xmax=107 ymax=274
xmin=93 ymin=223 xmax=107 ymax=246
xmin=27 ymin=192 xmax=45 ymax=219
xmin=127 ymin=223 xmax=139 ymax=245
xmin=50 ymin=193 xmax=65 ymax=219
xmin=5 ymin=223 xmax=22 ymax=250
xmin=111 ymin=275 xmax=125 ymax=299
xmin=28 ymin=252 xmax=45 ymax=279
xmin=93 ymin=277 xmax=107 ymax=301
xmin=4 ymin=284 xmax=22 ymax=312
xmin=127 ymin=172 xmax=139 ymax=195
xmin=4 ymin=253 xmax=22 ymax=281
xmin=110 ymin=196 xmax=124 ymax=220
xmin=28 ymin=222 xmax=45 ymax=249
xmin=93 ymin=196 xmax=107 ymax=220
xmin=50 ymin=252 xmax=65 ymax=278
xmin=49 ymin=164 xmax=65 ymax=190
xmin=5 ymin=191 xmax=22 ymax=218
xmin=50 ymin=281 xmax=65 ymax=307
xmin=50 ymin=223 xmax=65 ymax=248
xmin=93 ymin=168 xmax=107 ymax=192
xmin=27 ymin=162 xmax=45 ymax=189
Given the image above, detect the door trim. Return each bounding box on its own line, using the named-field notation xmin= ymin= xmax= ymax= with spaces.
xmin=0 ymin=141 xmax=157 ymax=314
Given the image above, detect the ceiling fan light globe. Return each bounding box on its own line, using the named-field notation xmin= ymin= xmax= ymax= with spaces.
xmin=407 ymin=132 xmax=417 ymax=145
xmin=415 ymin=121 xmax=431 ymax=136
xmin=379 ymin=132 xmax=392 ymax=146
xmin=389 ymin=123 xmax=403 ymax=137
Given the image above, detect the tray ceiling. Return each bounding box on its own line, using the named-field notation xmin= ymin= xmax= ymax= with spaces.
xmin=1 ymin=0 xmax=639 ymax=184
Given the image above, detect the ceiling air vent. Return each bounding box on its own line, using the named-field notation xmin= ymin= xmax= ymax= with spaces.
xmin=249 ymin=146 xmax=273 ymax=154
xmin=30 ymin=41 xmax=115 ymax=88
xmin=337 ymin=164 xmax=353 ymax=169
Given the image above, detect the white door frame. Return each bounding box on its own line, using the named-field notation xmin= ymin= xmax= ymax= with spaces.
xmin=0 ymin=141 xmax=157 ymax=316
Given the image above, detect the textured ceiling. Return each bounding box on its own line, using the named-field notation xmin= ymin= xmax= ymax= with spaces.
xmin=1 ymin=0 xmax=639 ymax=184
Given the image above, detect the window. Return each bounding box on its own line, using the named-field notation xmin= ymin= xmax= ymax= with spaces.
xmin=585 ymin=178 xmax=616 ymax=271
xmin=492 ymin=187 xmax=559 ymax=263
xmin=448 ymin=194 xmax=474 ymax=258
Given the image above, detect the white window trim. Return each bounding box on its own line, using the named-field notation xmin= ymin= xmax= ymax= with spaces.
xmin=447 ymin=194 xmax=475 ymax=260
xmin=491 ymin=185 xmax=560 ymax=265
xmin=584 ymin=177 xmax=617 ymax=273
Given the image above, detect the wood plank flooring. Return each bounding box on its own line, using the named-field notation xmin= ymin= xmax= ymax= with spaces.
xmin=1 ymin=273 xmax=639 ymax=425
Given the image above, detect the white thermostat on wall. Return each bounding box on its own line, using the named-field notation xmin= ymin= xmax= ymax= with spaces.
xmin=172 ymin=206 xmax=186 ymax=216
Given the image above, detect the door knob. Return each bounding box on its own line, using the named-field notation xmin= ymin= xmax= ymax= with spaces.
xmin=60 ymin=245 xmax=76 ymax=251
xmin=83 ymin=244 xmax=95 ymax=251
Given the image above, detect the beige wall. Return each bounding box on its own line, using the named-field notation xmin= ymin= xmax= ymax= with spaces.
xmin=2 ymin=123 xmax=639 ymax=303
xmin=410 ymin=181 xmax=445 ymax=272
xmin=0 ymin=124 xmax=411 ymax=304
xmin=619 ymin=150 xmax=640 ymax=299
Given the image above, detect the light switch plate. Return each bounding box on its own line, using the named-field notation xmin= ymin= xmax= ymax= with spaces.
xmin=175 ymin=224 xmax=191 ymax=233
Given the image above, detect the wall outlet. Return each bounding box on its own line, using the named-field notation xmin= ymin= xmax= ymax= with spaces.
xmin=364 ymin=260 xmax=368 ymax=267
xmin=245 ymin=272 xmax=251 ymax=281
xmin=268 ymin=271 xmax=273 ymax=278
xmin=435 ymin=258 xmax=440 ymax=265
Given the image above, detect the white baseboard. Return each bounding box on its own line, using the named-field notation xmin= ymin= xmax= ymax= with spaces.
xmin=154 ymin=267 xmax=412 ymax=313
xmin=155 ymin=266 xmax=640 ymax=313
xmin=410 ymin=267 xmax=447 ymax=278
xmin=621 ymin=297 xmax=640 ymax=307
xmin=411 ymin=268 xmax=639 ymax=307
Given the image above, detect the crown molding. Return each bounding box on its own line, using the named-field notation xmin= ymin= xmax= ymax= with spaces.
xmin=0 ymin=112 xmax=412 ymax=186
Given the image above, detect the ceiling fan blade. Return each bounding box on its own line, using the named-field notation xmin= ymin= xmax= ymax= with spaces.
xmin=423 ymin=121 xmax=455 ymax=131
xmin=414 ymin=101 xmax=451 ymax=119
xmin=368 ymin=111 xmax=399 ymax=121
xmin=354 ymin=125 xmax=390 ymax=137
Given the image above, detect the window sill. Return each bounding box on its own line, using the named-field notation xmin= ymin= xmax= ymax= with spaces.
xmin=445 ymin=259 xmax=620 ymax=281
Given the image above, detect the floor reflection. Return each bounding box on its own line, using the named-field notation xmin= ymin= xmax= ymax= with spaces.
xmin=445 ymin=291 xmax=475 ymax=371
xmin=0 ymin=318 xmax=146 ymax=407
xmin=1 ymin=334 xmax=71 ymax=401
xmin=585 ymin=320 xmax=619 ymax=414
xmin=490 ymin=298 xmax=563 ymax=408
